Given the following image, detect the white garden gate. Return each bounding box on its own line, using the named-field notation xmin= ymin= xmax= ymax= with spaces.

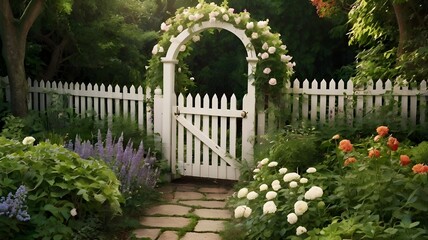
xmin=159 ymin=21 xmax=258 ymax=180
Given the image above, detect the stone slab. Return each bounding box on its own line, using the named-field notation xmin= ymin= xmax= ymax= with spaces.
xmin=194 ymin=209 xmax=232 ymax=219
xmin=180 ymin=200 xmax=226 ymax=209
xmin=157 ymin=231 xmax=179 ymax=240
xmin=145 ymin=204 xmax=191 ymax=216
xmin=173 ymin=184 xmax=198 ymax=192
xmin=198 ymin=187 xmax=230 ymax=193
xmin=205 ymin=193 xmax=231 ymax=200
xmin=181 ymin=232 xmax=222 ymax=240
xmin=139 ymin=216 xmax=190 ymax=228
xmin=174 ymin=191 xmax=204 ymax=200
xmin=194 ymin=220 xmax=226 ymax=232
xmin=132 ymin=228 xmax=160 ymax=239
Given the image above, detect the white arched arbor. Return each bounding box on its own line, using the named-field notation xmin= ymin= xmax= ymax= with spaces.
xmin=161 ymin=21 xmax=258 ymax=179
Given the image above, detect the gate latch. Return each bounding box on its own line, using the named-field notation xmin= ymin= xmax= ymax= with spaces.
xmin=241 ymin=111 xmax=247 ymax=118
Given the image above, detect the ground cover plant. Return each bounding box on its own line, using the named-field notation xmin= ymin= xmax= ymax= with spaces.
xmin=226 ymin=126 xmax=428 ymax=239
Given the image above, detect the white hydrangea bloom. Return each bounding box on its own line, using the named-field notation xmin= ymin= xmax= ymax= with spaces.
xmin=22 ymin=136 xmax=35 ymax=145
xmin=271 ymin=180 xmax=280 ymax=186
xmin=289 ymin=181 xmax=298 ymax=188
xmin=300 ymin=178 xmax=308 ymax=184
xmin=246 ymin=191 xmax=259 ymax=200
xmin=253 ymin=168 xmax=260 ymax=173
xmin=259 ymin=184 xmax=268 ymax=191
xmin=263 ymin=201 xmax=277 ymax=214
xmin=234 ymin=205 xmax=246 ymax=218
xmin=283 ymin=172 xmax=301 ymax=182
xmin=268 ymin=161 xmax=278 ymax=167
xmin=272 ymin=183 xmax=281 ymax=191
xmin=296 ymin=226 xmax=307 ymax=236
xmin=306 ymin=167 xmax=317 ymax=173
xmin=287 ymin=212 xmax=298 ymax=224
xmin=261 ymin=52 xmax=269 ymax=59
xmin=177 ymin=25 xmax=183 ymax=32
xmin=179 ymin=45 xmax=186 ymax=52
xmin=260 ymin=158 xmax=269 ymax=165
xmin=246 ymin=22 xmax=254 ymax=29
xmin=192 ymin=35 xmax=201 ymax=42
xmin=257 ymin=20 xmax=268 ymax=28
xmin=243 ymin=206 xmax=252 ymax=218
xmin=294 ymin=200 xmax=308 ymax=216
xmin=251 ymin=32 xmax=259 ymax=39
xmin=237 ymin=188 xmax=249 ymax=198
xmin=279 ymin=168 xmax=288 ymax=174
xmin=70 ymin=208 xmax=77 ymax=217
xmin=304 ymin=186 xmax=324 ymax=200
xmin=265 ymin=191 xmax=277 ymax=200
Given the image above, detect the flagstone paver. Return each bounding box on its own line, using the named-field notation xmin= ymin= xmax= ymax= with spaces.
xmin=174 ymin=191 xmax=205 ymax=200
xmin=205 ymin=193 xmax=231 ymax=200
xmin=157 ymin=231 xmax=179 ymax=240
xmin=181 ymin=232 xmax=222 ymax=240
xmin=199 ymin=187 xmax=229 ymax=193
xmin=139 ymin=216 xmax=191 ymax=228
xmin=145 ymin=204 xmax=191 ymax=216
xmin=180 ymin=200 xmax=226 ymax=208
xmin=194 ymin=220 xmax=226 ymax=232
xmin=132 ymin=228 xmax=161 ymax=239
xmin=194 ymin=209 xmax=232 ymax=219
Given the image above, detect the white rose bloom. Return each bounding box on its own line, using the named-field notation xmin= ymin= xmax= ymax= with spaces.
xmin=262 ymin=42 xmax=269 ymax=50
xmin=222 ymin=14 xmax=230 ymax=21
xmin=300 ymin=178 xmax=308 ymax=184
xmin=260 ymin=158 xmax=269 ymax=165
xmin=188 ymin=15 xmax=195 ymax=21
xmin=192 ymin=35 xmax=201 ymax=42
xmin=22 ymin=136 xmax=36 ymax=145
xmin=243 ymin=206 xmax=252 ymax=218
xmin=234 ymin=17 xmax=241 ymax=25
xmin=268 ymin=161 xmax=278 ymax=167
xmin=279 ymin=168 xmax=288 ymax=174
xmin=289 ymin=181 xmax=298 ymax=188
xmin=287 ymin=213 xmax=298 ymax=224
xmin=246 ymin=191 xmax=259 ymax=200
xmin=286 ymin=62 xmax=294 ymax=69
xmin=246 ymin=22 xmax=254 ymax=29
xmin=234 ymin=205 xmax=246 ymax=218
xmin=265 ymin=191 xmax=277 ymax=200
xmin=272 ymin=183 xmax=281 ymax=191
xmin=281 ymin=54 xmax=293 ymax=62
xmin=259 ymin=184 xmax=268 ymax=191
xmin=257 ymin=20 xmax=268 ymax=28
xmin=268 ymin=46 xmax=276 ymax=54
xmin=280 ymin=44 xmax=287 ymax=50
xmin=237 ymin=188 xmax=249 ymax=198
xmin=283 ymin=172 xmax=301 ymax=182
xmin=304 ymin=186 xmax=324 ymax=200
xmin=179 ymin=45 xmax=186 ymax=52
xmin=268 ymin=78 xmax=277 ymax=86
xmin=151 ymin=44 xmax=159 ymax=55
xmin=160 ymin=22 xmax=169 ymax=31
xmin=253 ymin=168 xmax=260 ymax=173
xmin=263 ymin=201 xmax=277 ymax=214
xmin=228 ymin=8 xmax=235 ymax=14
xmin=306 ymin=167 xmax=317 ymax=173
xmin=261 ymin=52 xmax=269 ymax=59
xmin=177 ymin=25 xmax=183 ymax=32
xmin=296 ymin=226 xmax=307 ymax=236
xmin=263 ymin=68 xmax=271 ymax=74
xmin=70 ymin=208 xmax=77 ymax=217
xmin=251 ymin=32 xmax=259 ymax=39
xmin=294 ymin=200 xmax=308 ymax=216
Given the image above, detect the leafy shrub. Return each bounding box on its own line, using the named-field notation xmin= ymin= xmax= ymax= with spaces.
xmin=0 ymin=137 xmax=123 ymax=239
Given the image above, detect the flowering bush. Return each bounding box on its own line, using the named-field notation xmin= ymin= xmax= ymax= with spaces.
xmin=146 ymin=0 xmax=295 ymax=98
xmin=228 ymin=158 xmax=329 ymax=239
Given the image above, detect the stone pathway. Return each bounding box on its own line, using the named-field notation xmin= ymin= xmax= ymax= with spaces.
xmin=132 ymin=179 xmax=235 ymax=240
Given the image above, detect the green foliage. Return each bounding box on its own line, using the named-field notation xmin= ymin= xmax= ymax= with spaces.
xmin=410 ymin=142 xmax=428 ymax=164
xmin=0 ymin=137 xmax=123 ymax=239
xmin=0 ymin=115 xmax=25 ymax=140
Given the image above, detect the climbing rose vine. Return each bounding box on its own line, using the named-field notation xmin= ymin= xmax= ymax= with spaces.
xmin=146 ymin=0 xmax=295 ymax=98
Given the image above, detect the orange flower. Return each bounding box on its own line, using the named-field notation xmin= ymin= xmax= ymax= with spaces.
xmin=344 ymin=157 xmax=357 ymax=166
xmin=400 ymin=155 xmax=411 ymax=166
xmin=412 ymin=164 xmax=428 ymax=174
xmin=387 ymin=137 xmax=399 ymax=151
xmin=376 ymin=126 xmax=389 ymax=137
xmin=339 ymin=139 xmax=353 ymax=152
xmin=368 ymin=149 xmax=381 ymax=158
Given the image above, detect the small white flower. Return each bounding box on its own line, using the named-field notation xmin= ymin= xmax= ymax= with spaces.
xmin=289 ymin=181 xmax=298 ymax=188
xmin=263 ymin=30 xmax=272 ymax=36
xmin=280 ymin=45 xmax=287 ymax=50
xmin=281 ymin=54 xmax=292 ymax=62
xmin=287 ymin=213 xmax=298 ymax=224
xmin=260 ymin=158 xmax=269 ymax=165
xmin=272 ymin=183 xmax=281 ymax=191
xmin=188 ymin=14 xmax=195 ymax=21
xmin=268 ymin=78 xmax=277 ymax=86
xmin=268 ymin=46 xmax=276 ymax=54
xmin=271 ymin=180 xmax=280 ymax=186
xmin=228 ymin=8 xmax=235 ymax=14
xmin=209 ymin=11 xmax=219 ymax=18
xmin=160 ymin=22 xmax=169 ymax=31
xmin=262 ymin=42 xmax=269 ymax=50
xmin=234 ymin=205 xmax=246 ymax=218
xmin=263 ymin=68 xmax=271 ymax=74
xmin=222 ymin=14 xmax=230 ymax=21
xmin=22 ymin=136 xmax=36 ymax=145
xmin=209 ymin=17 xmax=216 ymax=22
xmin=263 ymin=201 xmax=277 ymax=214
xmin=283 ymin=172 xmax=300 ymax=182
xmin=196 ymin=3 xmax=202 ymax=9
xmin=243 ymin=206 xmax=252 ymax=218
xmin=70 ymin=208 xmax=77 ymax=217
xmin=253 ymin=168 xmax=260 ymax=173
xmin=279 ymin=168 xmax=288 ymax=174
xmin=306 ymin=167 xmax=317 ymax=173
xmin=151 ymin=44 xmax=159 ymax=55
xmin=234 ymin=17 xmax=241 ymax=24
xmin=192 ymin=35 xmax=200 ymax=42
xmin=286 ymin=62 xmax=295 ymax=69
xmin=257 ymin=20 xmax=268 ymax=28
xmin=304 ymin=186 xmax=324 ymax=200
xmin=265 ymin=191 xmax=277 ymax=200
xmin=220 ymin=7 xmax=226 ymax=13
xmin=268 ymin=161 xmax=278 ymax=167
xmin=296 ymin=226 xmax=307 ymax=236
xmin=294 ymin=200 xmax=308 ymax=216
xmin=259 ymin=184 xmax=268 ymax=191
xmin=246 ymin=191 xmax=259 ymax=200
xmin=237 ymin=188 xmax=249 ymax=198
xmin=177 ymin=25 xmax=183 ymax=32
xmin=179 ymin=45 xmax=186 ymax=52
xmin=251 ymin=32 xmax=258 ymax=39
xmin=158 ymin=46 xmax=164 ymax=53
xmin=261 ymin=52 xmax=269 ymax=59
xmin=246 ymin=22 xmax=254 ymax=29
xmin=300 ymin=178 xmax=308 ymax=184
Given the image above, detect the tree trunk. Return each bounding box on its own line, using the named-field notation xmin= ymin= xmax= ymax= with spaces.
xmin=392 ymin=2 xmax=410 ymax=56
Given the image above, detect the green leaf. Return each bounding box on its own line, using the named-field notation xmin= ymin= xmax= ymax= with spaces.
xmin=384 ymin=228 xmax=398 ymax=234
xmin=94 ymin=193 xmax=107 ymax=203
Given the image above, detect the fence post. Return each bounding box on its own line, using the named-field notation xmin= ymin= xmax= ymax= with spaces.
xmin=153 ymin=86 xmax=163 ymax=140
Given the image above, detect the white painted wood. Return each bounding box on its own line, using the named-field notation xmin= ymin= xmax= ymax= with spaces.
xmin=302 ymin=80 xmax=309 ymax=122
xmin=210 ymin=95 xmax=219 ymax=178
xmin=292 ymin=79 xmax=300 ymax=122
xmin=153 ymin=87 xmax=163 ymax=135
xmin=99 ymin=84 xmax=106 ymax=120
xmin=320 ymin=80 xmax=327 ymax=123
xmin=193 ymin=94 xmax=202 ymax=177
xmin=328 ymin=80 xmax=336 ymax=123
xmin=185 ymin=94 xmax=194 ymax=176
xmin=219 ymin=94 xmax=228 ymax=179
xmin=80 ymin=83 xmax=86 ymax=115
xmin=201 ymin=94 xmax=210 ymax=177
xmin=144 ymin=87 xmax=151 ymax=133
xmin=420 ymin=81 xmax=427 ymax=124
xmin=365 ymin=81 xmax=374 ymax=115
xmin=229 ymin=94 xmax=238 ymax=180
xmin=310 ymin=80 xmax=318 ymax=124
xmin=123 ymin=86 xmax=129 ymax=118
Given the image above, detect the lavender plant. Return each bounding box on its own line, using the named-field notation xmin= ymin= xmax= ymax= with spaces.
xmin=67 ymin=129 xmax=159 ymax=193
xmin=0 ymin=185 xmax=30 ymax=222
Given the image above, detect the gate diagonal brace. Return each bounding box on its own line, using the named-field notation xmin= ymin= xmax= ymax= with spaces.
xmin=174 ymin=114 xmax=238 ymax=168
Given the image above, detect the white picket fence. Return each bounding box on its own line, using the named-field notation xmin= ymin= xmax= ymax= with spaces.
xmin=1 ymin=77 xmax=428 ymax=136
